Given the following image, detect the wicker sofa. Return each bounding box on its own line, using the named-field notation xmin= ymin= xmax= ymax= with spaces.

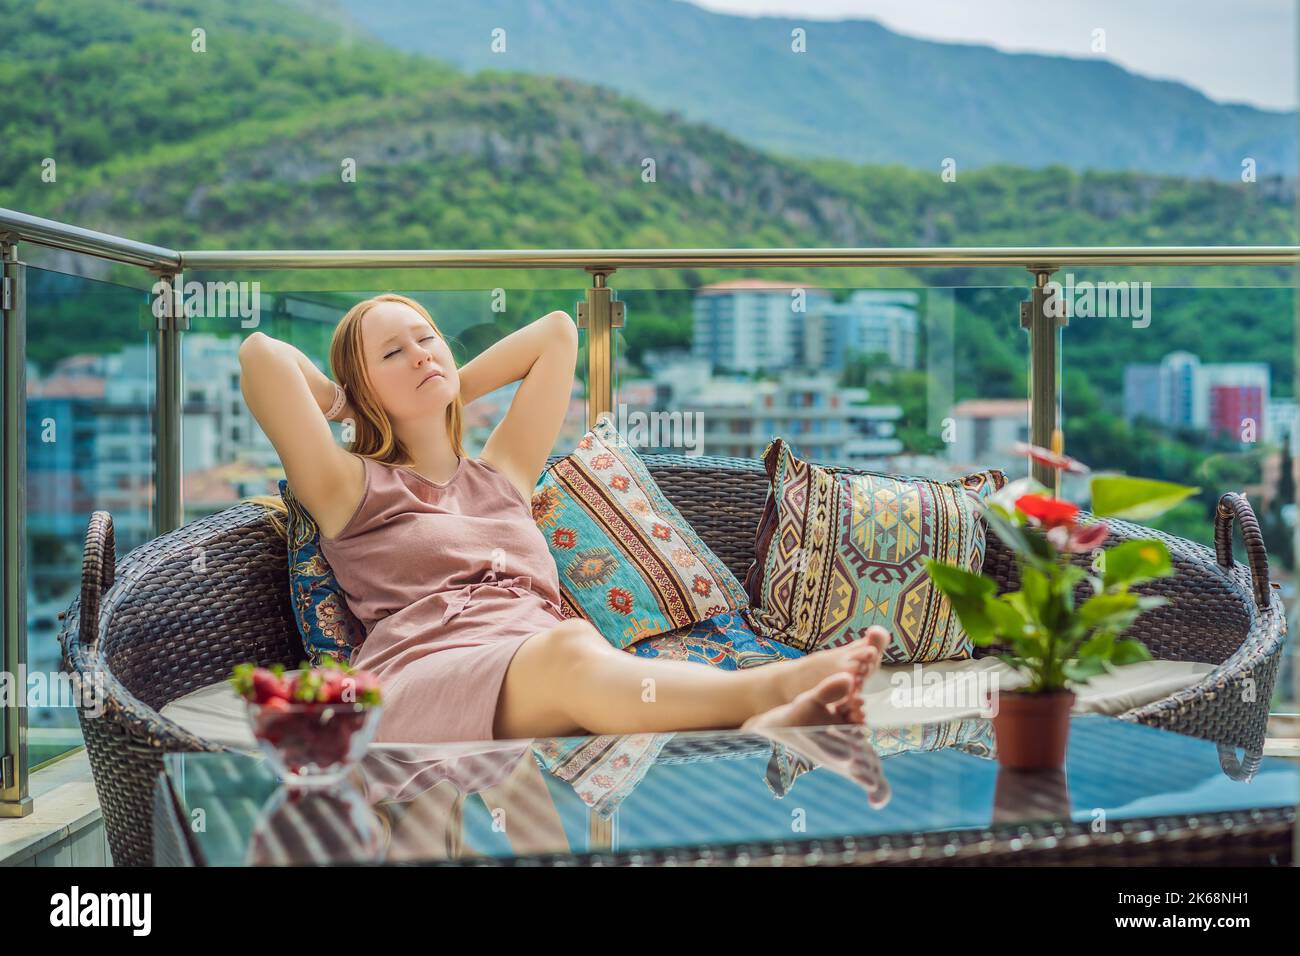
xmin=57 ymin=454 xmax=1286 ymax=867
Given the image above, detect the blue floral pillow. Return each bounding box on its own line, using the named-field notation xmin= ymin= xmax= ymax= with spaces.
xmin=628 ymin=609 xmax=804 ymax=670
xmin=278 ymin=479 xmax=367 ymax=666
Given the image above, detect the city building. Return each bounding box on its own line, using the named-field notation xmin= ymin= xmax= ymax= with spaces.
xmin=692 ymin=282 xmax=920 ymax=377
xmin=804 ymin=289 xmax=920 ymax=371
xmin=691 ymin=279 xmax=833 ymax=373
xmin=1123 ymin=352 xmax=1271 ymax=440
xmin=945 ymin=398 xmax=1030 ymax=476
xmin=643 ymin=363 xmax=901 ymax=466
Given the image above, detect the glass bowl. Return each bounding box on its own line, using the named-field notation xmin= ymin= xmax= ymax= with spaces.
xmin=246 ymin=700 xmax=382 ymax=787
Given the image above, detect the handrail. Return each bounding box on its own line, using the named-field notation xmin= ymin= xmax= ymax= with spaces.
xmin=179 ymin=246 xmax=1300 ymax=270
xmin=2 ymin=208 xmax=1296 ymax=270
xmin=0 ymin=209 xmax=180 ymax=272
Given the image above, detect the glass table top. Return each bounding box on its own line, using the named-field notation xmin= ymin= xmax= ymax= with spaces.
xmin=160 ymin=715 xmax=1298 ymax=865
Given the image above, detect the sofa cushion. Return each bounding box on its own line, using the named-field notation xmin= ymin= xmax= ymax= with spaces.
xmin=532 ymin=417 xmax=750 ymax=649
xmin=744 ymin=437 xmax=1006 ymax=663
xmin=864 ymin=657 xmax=1218 ymax=727
xmin=280 ymin=479 xmax=367 ymax=667
xmin=160 ymin=658 xmax=1216 ymax=750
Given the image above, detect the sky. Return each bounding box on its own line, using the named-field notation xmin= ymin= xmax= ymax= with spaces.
xmin=687 ymin=0 xmax=1298 ymax=111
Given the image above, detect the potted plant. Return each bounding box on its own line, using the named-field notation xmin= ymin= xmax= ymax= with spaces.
xmin=925 ymin=441 xmax=1199 ymax=770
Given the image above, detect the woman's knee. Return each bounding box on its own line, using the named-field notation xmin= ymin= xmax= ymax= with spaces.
xmin=545 ymin=618 xmax=610 ymax=661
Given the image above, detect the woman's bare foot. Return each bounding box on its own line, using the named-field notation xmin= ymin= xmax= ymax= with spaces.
xmin=741 ymin=670 xmax=865 ymax=731
xmin=772 ymin=625 xmax=891 ymax=704
xmin=741 ymin=626 xmax=891 ymax=731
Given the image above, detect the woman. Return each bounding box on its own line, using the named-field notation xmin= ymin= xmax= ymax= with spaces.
xmin=241 ymin=293 xmax=888 ymax=744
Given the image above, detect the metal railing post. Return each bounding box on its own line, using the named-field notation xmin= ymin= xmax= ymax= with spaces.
xmin=153 ymin=271 xmax=187 ymax=535
xmin=1021 ymin=266 xmax=1064 ymax=490
xmin=577 ymin=269 xmax=624 ymax=429
xmin=0 ymin=237 xmax=31 ymax=817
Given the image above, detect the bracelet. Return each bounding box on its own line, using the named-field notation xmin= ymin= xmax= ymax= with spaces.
xmin=325 ymin=382 xmax=347 ymax=421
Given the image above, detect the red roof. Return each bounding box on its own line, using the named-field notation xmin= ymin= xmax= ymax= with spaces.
xmin=28 ymin=376 xmax=107 ymax=399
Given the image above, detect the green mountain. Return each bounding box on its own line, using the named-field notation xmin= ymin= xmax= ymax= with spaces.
xmin=331 ymin=0 xmax=1297 ymax=181
xmin=5 ymin=0 xmax=1292 ymax=267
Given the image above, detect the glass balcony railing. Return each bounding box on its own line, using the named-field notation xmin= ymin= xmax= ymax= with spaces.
xmin=23 ymin=265 xmax=155 ymax=767
xmin=0 ymin=206 xmax=1295 ymax=814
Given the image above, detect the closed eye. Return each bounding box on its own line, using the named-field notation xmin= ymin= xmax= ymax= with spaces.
xmin=383 ymin=335 xmax=437 ymax=360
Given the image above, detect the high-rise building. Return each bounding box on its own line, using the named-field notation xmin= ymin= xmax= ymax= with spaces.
xmin=692 ymin=280 xmax=833 ymax=373
xmin=1123 ymin=352 xmax=1270 ymax=440
xmin=805 ymin=290 xmax=920 ymax=371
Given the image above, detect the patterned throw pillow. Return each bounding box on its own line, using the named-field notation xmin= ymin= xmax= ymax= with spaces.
xmin=532 ymin=417 xmax=751 ymax=649
xmin=278 ymin=479 xmax=367 ymax=666
xmin=629 ymin=609 xmax=804 ymax=670
xmin=743 ymin=438 xmax=1006 ymax=664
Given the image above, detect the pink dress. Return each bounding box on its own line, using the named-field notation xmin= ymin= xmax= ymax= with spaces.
xmin=318 ymin=454 xmax=569 ymax=744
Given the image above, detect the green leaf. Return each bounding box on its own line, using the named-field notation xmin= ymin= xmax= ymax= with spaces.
xmin=1103 ymin=539 xmax=1174 ymax=588
xmin=1090 ymin=476 xmax=1199 ymax=521
xmin=229 ymin=662 xmax=255 ymax=698
xmin=1077 ymin=591 xmax=1139 ymax=630
xmin=1020 ymin=566 xmax=1050 ymax=612
xmin=984 ymin=596 xmax=1027 ymax=637
xmin=925 ymin=559 xmax=996 ymax=599
xmin=1110 ymin=638 xmax=1153 ymax=666
xmin=926 ymin=559 xmax=997 ymax=642
xmin=1076 ymin=628 xmax=1117 ymax=658
xmin=1063 ymin=656 xmax=1108 ymax=682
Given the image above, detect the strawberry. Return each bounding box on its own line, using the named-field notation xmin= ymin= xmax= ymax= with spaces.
xmin=319 ymin=669 xmax=348 ymax=704
xmin=251 ymin=669 xmax=288 ymax=704
xmin=351 ymin=671 xmax=381 ymax=706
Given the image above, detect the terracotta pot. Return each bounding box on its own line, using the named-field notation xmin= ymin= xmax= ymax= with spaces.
xmin=989 ymin=689 xmax=1076 ymax=770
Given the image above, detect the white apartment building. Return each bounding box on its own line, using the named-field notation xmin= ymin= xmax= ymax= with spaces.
xmin=647 ymin=363 xmax=901 ymax=466
xmin=945 ymin=398 xmax=1030 ymax=475
xmin=691 ymin=280 xmax=833 ymax=373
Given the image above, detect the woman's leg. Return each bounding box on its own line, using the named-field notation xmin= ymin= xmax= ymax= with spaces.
xmin=493 ymin=618 xmax=888 ymax=740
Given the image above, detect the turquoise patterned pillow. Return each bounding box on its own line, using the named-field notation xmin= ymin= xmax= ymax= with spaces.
xmin=629 ymin=609 xmax=804 ymax=670
xmin=278 ymin=479 xmax=367 ymax=666
xmin=531 ymin=418 xmax=751 ymax=650
xmin=743 ymin=438 xmax=1008 ymax=663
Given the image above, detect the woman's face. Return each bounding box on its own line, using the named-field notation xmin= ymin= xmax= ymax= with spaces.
xmin=358 ymin=302 xmax=459 ymax=422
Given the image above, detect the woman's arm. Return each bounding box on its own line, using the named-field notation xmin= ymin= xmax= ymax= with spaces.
xmin=471 ymin=311 xmax=579 ymax=502
xmin=238 ymin=332 xmax=363 ymax=535
xmin=277 ymin=338 xmax=358 ymax=423
xmin=457 ymin=310 xmax=574 ymax=408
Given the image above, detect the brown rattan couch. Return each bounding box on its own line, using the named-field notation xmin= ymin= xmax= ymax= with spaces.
xmin=57 ymin=454 xmax=1287 ymax=866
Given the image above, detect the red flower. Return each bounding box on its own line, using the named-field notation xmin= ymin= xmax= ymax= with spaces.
xmin=551 ymin=528 xmax=577 ymax=550
xmin=1015 ymin=493 xmax=1079 ymax=529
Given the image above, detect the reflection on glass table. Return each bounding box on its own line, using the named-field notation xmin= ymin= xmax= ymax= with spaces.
xmin=156 ymin=715 xmax=1297 ymax=866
